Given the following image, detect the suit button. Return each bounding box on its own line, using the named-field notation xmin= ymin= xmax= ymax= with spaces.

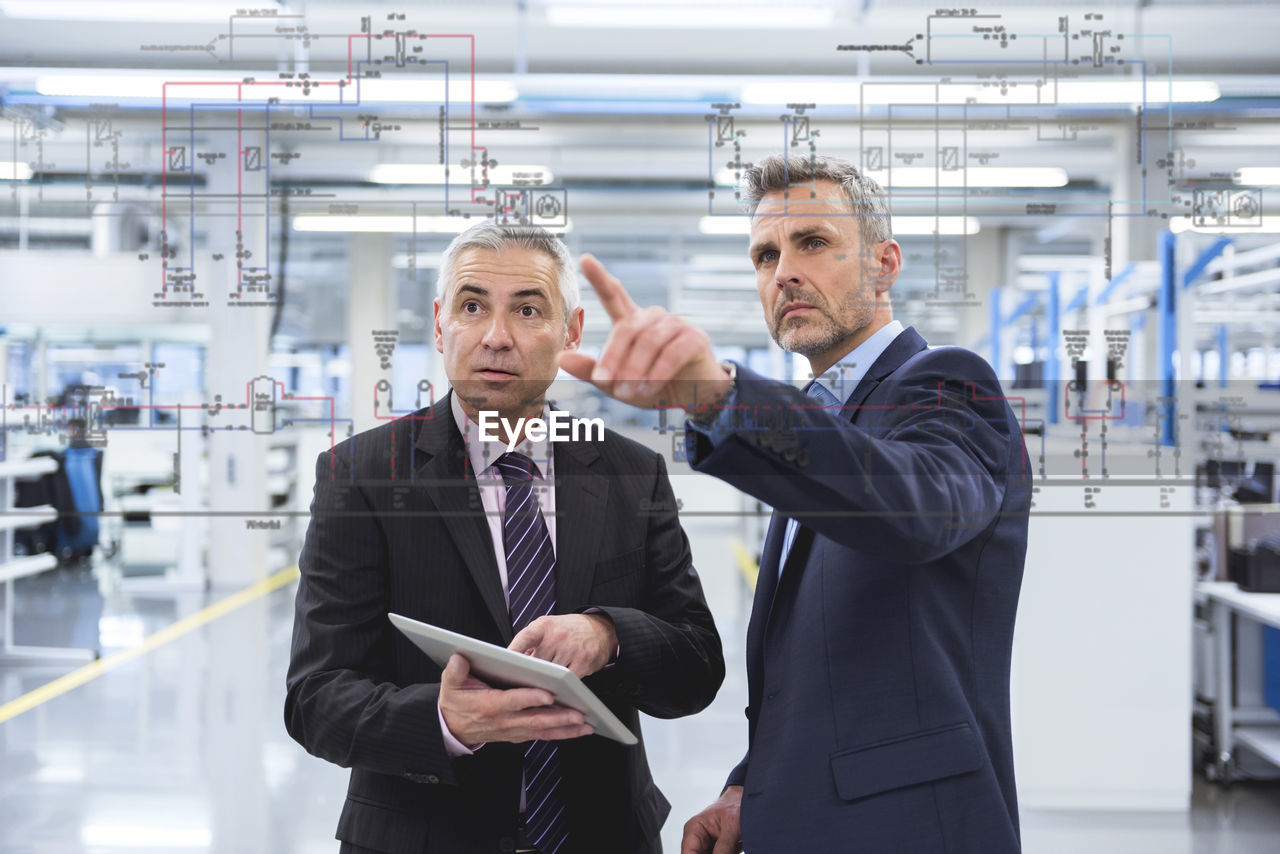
xmin=766 ymin=689 xmax=779 ymax=701
xmin=498 ymin=837 xmax=515 ymax=853
xmin=426 ymin=774 xmax=439 ymax=784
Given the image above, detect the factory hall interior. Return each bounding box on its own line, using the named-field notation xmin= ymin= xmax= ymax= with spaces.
xmin=4 ymin=1 xmax=1280 ymax=852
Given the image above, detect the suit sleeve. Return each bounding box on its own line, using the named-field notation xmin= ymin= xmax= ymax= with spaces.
xmin=686 ymin=354 xmax=1022 ymax=565
xmin=725 ymin=752 xmax=748 ymax=790
xmin=586 ymin=454 xmax=726 ymax=719
xmin=284 ymin=450 xmax=459 ymax=784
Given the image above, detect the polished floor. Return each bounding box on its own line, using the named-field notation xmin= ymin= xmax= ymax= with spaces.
xmin=3 ymin=519 xmax=1280 ymax=853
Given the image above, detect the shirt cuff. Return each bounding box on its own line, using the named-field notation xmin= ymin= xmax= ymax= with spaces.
xmin=684 ymin=363 xmax=743 ymax=448
xmin=438 ymin=704 xmax=482 ymax=757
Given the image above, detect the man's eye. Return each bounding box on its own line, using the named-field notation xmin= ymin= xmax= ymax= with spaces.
xmin=758 ymin=251 xmax=778 ymax=264
xmin=462 ymin=301 xmax=480 ymax=313
xmin=806 ymin=238 xmax=826 ymax=249
xmin=520 ymin=305 xmax=538 ymax=318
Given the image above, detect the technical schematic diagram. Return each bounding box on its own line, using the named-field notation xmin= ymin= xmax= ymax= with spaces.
xmin=703 ymin=7 xmax=1228 ymax=308
xmin=2 ymin=9 xmax=571 ymax=310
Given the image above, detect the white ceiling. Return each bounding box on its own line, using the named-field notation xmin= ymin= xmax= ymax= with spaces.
xmin=2 ymin=0 xmax=1278 ymax=346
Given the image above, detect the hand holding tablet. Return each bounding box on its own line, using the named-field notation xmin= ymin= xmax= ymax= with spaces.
xmin=390 ymin=613 xmax=639 ymax=746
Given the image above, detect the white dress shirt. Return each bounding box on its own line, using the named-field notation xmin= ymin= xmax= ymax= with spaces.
xmin=438 ymin=392 xmax=557 ymax=758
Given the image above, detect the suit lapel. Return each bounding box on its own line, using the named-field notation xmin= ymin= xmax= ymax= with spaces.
xmin=413 ymin=392 xmax=513 ymax=643
xmin=753 ymin=327 xmax=930 ymax=649
xmin=551 ymin=440 xmax=608 ymax=614
xmin=746 ymin=513 xmax=785 ymax=672
xmin=839 ymin=325 xmax=928 ymax=415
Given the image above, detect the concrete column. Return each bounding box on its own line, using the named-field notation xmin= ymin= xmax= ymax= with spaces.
xmin=1112 ymin=121 xmax=1163 ymax=388
xmin=347 ymin=233 xmax=396 ymax=434
xmin=204 ymin=121 xmax=270 ymax=588
xmin=959 ymin=225 xmax=1005 ymax=357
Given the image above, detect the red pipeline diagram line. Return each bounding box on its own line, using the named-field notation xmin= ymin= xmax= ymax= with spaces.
xmin=346 ymin=32 xmax=488 ymax=203
xmin=161 ymin=32 xmax=485 ymax=296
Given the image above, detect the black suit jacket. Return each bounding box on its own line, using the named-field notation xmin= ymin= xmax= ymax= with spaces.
xmin=286 ymin=393 xmax=724 ymax=854
xmin=688 ymin=328 xmax=1030 ymax=853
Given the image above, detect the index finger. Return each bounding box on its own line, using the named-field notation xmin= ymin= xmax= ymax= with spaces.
xmin=507 ymin=623 xmax=543 ymax=655
xmin=580 ymin=253 xmax=639 ymax=323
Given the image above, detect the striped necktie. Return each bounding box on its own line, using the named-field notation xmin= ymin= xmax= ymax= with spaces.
xmin=495 ymin=452 xmax=569 ymax=854
xmin=778 ymin=381 xmax=841 ymax=576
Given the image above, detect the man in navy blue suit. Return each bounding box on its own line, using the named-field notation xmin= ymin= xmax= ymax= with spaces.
xmin=560 ymin=154 xmax=1030 ymax=853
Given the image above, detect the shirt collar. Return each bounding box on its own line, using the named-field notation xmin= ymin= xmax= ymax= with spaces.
xmin=811 ymin=320 xmax=905 ymax=403
xmin=449 ymin=390 xmax=553 ymax=479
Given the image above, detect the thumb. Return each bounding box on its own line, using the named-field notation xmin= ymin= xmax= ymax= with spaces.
xmin=558 ymin=350 xmax=598 ymax=383
xmin=442 ymin=653 xmax=469 ymax=686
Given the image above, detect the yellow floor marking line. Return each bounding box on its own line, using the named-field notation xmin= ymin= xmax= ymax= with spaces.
xmin=0 ymin=565 xmax=299 ymax=725
xmin=730 ymin=539 xmax=758 ymax=591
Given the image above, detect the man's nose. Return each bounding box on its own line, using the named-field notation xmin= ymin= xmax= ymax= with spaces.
xmin=482 ymin=314 xmax=514 ymax=348
xmin=774 ymin=251 xmax=802 ymax=289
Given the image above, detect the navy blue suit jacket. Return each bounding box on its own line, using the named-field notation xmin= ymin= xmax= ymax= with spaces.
xmin=687 ymin=327 xmax=1030 ymax=853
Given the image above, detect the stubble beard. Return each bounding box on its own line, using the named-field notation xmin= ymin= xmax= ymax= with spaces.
xmin=769 ymin=297 xmax=874 ymax=359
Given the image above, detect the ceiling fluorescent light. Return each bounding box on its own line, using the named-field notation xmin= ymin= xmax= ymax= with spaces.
xmin=716 ymin=165 xmax=1066 ymax=188
xmin=698 ymin=216 xmax=751 ymax=235
xmin=357 ymin=79 xmax=518 ymax=103
xmin=1056 ymin=80 xmax=1219 ymax=104
xmin=293 ymin=216 xmax=475 ymax=234
xmin=0 ymin=0 xmax=243 ymax=21
xmin=293 ymin=215 xmax=571 ymax=234
xmin=741 ymin=79 xmax=1218 ymax=106
xmin=0 ymin=161 xmax=33 ymax=180
xmin=547 ymin=3 xmax=833 ymax=29
xmin=699 ymin=215 xmax=979 ymax=236
xmin=1169 ymin=216 xmax=1280 ymax=235
xmin=1235 ymin=167 xmax=1280 ymax=186
xmin=370 ymin=164 xmax=553 ymax=185
xmin=866 ymin=166 xmax=1067 ymax=188
xmin=0 ymin=217 xmax=91 ymax=235
xmin=892 ymin=216 xmax=981 ymax=236
xmin=34 ymin=74 xmax=516 ymax=104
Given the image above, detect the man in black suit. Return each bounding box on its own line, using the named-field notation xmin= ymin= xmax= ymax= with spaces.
xmin=285 ymin=221 xmax=725 ymax=854
xmin=558 ymin=155 xmax=1030 ymax=853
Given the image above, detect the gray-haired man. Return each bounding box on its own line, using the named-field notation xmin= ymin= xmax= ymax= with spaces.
xmin=286 ymin=221 xmax=724 ymax=854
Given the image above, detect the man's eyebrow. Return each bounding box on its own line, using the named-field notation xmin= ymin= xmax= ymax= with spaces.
xmin=513 ymin=288 xmax=550 ymax=301
xmin=787 ymin=225 xmax=829 ymax=243
xmin=749 ymin=224 xmax=834 ymax=257
xmin=455 ymin=283 xmax=488 ymax=298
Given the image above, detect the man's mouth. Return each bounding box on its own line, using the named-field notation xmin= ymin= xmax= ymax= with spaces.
xmin=476 ymin=368 xmax=519 ymax=380
xmin=780 ymin=302 xmax=816 ymax=321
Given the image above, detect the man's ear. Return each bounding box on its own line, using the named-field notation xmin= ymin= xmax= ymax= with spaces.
xmin=876 ymin=240 xmax=902 ymax=294
xmin=432 ymin=298 xmax=445 ymax=354
xmin=564 ymin=306 xmax=585 ymax=351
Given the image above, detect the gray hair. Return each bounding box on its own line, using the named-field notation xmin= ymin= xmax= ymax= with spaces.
xmin=741 ymin=154 xmax=892 ymax=246
xmin=437 ymin=221 xmax=580 ymax=322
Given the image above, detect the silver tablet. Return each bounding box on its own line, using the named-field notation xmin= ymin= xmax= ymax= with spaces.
xmin=388 ymin=612 xmax=639 ymax=746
